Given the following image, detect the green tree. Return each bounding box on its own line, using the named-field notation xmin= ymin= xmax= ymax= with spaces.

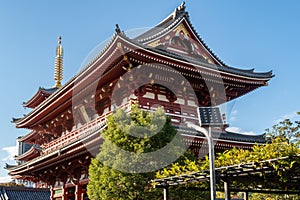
xmin=87 ymin=105 xmax=185 ymax=200
xmin=265 ymin=118 xmax=300 ymax=145
xmin=156 ymin=118 xmax=300 ymax=199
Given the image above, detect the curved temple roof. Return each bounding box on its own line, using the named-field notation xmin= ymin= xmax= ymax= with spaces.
xmin=134 ymin=2 xmax=226 ymax=67
xmin=13 ymin=2 xmax=273 ymax=132
xmin=132 ymin=2 xmax=273 ymax=79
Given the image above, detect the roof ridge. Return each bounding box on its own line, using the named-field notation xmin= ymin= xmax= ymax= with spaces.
xmin=133 ymin=3 xmax=227 ymax=67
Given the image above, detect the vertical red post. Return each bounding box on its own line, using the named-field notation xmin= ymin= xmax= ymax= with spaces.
xmin=75 ymin=184 xmax=82 ymax=200
xmin=50 ymin=186 xmax=55 ymax=200
xmin=62 ymin=186 xmax=68 ymax=200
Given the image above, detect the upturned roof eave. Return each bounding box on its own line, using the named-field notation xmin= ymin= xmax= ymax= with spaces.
xmin=119 ymin=34 xmax=273 ymax=80
xmin=143 ymin=44 xmax=274 ymax=80
xmin=23 ymin=87 xmax=58 ymax=109
xmin=18 ymin=131 xmax=37 ymax=142
xmin=15 ymin=146 xmax=41 ymax=161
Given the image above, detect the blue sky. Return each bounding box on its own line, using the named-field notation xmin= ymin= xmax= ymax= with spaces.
xmin=0 ymin=0 xmax=299 ymax=182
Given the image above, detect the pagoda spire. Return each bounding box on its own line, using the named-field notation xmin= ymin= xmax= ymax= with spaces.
xmin=54 ymin=36 xmax=64 ymax=88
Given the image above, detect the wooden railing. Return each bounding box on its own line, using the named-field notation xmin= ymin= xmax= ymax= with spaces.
xmin=138 ymin=99 xmax=198 ymax=124
xmin=41 ymin=101 xmax=133 ymax=154
xmin=41 ymin=99 xmax=198 ymax=154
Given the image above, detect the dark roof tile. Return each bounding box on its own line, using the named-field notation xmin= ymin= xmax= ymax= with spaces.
xmin=176 ymin=125 xmax=266 ymax=143
xmin=0 ymin=187 xmax=50 ymax=200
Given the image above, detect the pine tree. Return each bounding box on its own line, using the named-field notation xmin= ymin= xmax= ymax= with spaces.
xmin=87 ymin=105 xmax=182 ymax=199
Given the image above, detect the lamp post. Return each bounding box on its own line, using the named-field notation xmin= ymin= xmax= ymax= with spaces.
xmin=186 ymin=107 xmax=223 ymax=200
xmin=186 ymin=122 xmax=216 ymax=200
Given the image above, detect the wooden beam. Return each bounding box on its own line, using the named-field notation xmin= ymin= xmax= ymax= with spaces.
xmin=75 ymin=184 xmax=82 ymax=200
xmin=244 ymin=192 xmax=248 ymax=200
xmin=50 ymin=186 xmax=55 ymax=200
xmin=62 ymin=186 xmax=67 ymax=200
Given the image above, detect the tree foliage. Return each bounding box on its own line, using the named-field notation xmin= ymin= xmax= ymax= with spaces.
xmin=265 ymin=118 xmax=300 ymax=145
xmin=88 ymin=107 xmax=300 ymax=199
xmin=87 ymin=105 xmax=183 ymax=200
xmin=156 ymin=118 xmax=300 ymax=199
xmin=215 ymin=137 xmax=299 ymax=168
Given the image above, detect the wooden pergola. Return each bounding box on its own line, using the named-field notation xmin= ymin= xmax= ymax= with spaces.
xmin=152 ymin=155 xmax=300 ymax=200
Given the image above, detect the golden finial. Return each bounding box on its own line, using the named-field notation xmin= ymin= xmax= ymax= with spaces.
xmin=54 ymin=36 xmax=64 ymax=88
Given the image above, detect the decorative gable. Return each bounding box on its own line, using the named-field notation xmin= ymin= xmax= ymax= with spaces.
xmin=146 ymin=21 xmax=217 ymax=65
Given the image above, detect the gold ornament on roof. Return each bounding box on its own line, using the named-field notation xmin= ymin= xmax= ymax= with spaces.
xmin=54 ymin=36 xmax=64 ymax=88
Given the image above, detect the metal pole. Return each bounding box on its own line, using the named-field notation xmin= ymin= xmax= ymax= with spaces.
xmin=163 ymin=187 xmax=169 ymax=200
xmin=224 ymin=180 xmax=231 ymax=200
xmin=185 ymin=122 xmax=216 ymax=200
xmin=208 ymin=126 xmax=216 ymax=200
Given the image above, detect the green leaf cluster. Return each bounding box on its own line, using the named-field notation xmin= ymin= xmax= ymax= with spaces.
xmin=215 ymin=137 xmax=299 ymax=168
xmin=156 ymin=118 xmax=300 ymax=199
xmin=265 ymin=118 xmax=300 ymax=145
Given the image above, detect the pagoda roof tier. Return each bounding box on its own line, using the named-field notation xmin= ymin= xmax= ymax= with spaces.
xmin=15 ymin=145 xmax=42 ymax=162
xmin=125 ymin=36 xmax=273 ymax=80
xmin=18 ymin=130 xmax=50 ymax=145
xmin=4 ymin=163 xmax=17 ymax=169
xmin=18 ymin=130 xmax=37 ymax=143
xmin=23 ymin=87 xmax=58 ymax=109
xmin=13 ymin=3 xmax=273 ymax=129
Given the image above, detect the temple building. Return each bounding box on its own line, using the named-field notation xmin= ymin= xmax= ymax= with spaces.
xmin=7 ymin=2 xmax=273 ymax=200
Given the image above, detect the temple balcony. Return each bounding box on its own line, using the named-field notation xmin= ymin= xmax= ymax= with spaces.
xmin=41 ymin=99 xmax=199 ymax=155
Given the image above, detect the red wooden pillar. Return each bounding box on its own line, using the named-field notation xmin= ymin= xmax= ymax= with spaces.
xmin=62 ymin=186 xmax=68 ymax=200
xmin=50 ymin=186 xmax=55 ymax=200
xmin=75 ymin=184 xmax=82 ymax=200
